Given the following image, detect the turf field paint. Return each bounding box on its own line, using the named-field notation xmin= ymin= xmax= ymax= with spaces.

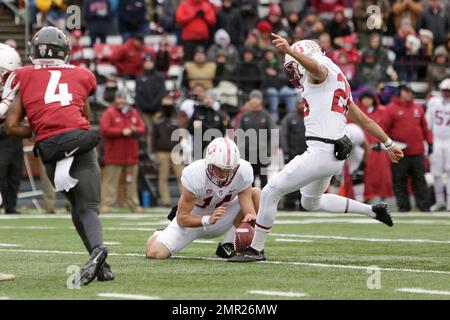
xmin=97 ymin=293 xmax=160 ymax=300
xmin=248 ymin=290 xmax=308 ymax=298
xmin=396 ymin=288 xmax=450 ymax=296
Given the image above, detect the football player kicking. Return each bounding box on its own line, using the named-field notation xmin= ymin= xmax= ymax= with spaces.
xmin=4 ymin=27 xmax=113 ymax=285
xmin=146 ymin=137 xmax=260 ymax=259
xmin=229 ymin=34 xmax=404 ymax=262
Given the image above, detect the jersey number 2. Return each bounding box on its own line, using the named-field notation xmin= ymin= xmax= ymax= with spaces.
xmin=44 ymin=71 xmax=73 ymax=106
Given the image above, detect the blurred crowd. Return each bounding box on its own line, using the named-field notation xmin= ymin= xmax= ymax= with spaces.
xmin=1 ymin=0 xmax=450 ymax=213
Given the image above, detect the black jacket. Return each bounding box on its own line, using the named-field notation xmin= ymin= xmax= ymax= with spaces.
xmin=236 ymin=61 xmax=262 ymax=94
xmin=280 ymin=111 xmax=307 ymax=160
xmin=135 ymin=69 xmax=166 ymax=115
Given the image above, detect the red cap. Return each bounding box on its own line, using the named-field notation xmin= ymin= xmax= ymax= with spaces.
xmin=268 ymin=4 xmax=282 ymax=16
xmin=256 ymin=21 xmax=273 ymax=33
xmin=333 ymin=5 xmax=345 ymax=13
xmin=343 ymin=35 xmax=355 ymax=44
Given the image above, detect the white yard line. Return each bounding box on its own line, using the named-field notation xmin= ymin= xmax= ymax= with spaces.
xmin=119 ymin=221 xmax=169 ymax=226
xmin=274 ymin=239 xmax=314 ymax=243
xmin=104 ymin=242 xmax=121 ymax=245
xmin=396 ymin=288 xmax=450 ymax=296
xmin=0 ymin=226 xmax=156 ymax=232
xmin=0 ymin=243 xmax=22 ymax=247
xmin=0 ymin=297 xmax=10 ymax=300
xmin=97 ymin=293 xmax=160 ymax=300
xmin=1 ymin=248 xmax=450 ymax=275
xmin=248 ymin=290 xmax=308 ymax=298
xmin=193 ymin=240 xmax=216 ymax=244
xmin=270 ymin=233 xmax=450 ymax=244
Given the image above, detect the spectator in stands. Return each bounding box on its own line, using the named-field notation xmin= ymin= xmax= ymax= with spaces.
xmin=179 ymin=83 xmax=207 ymax=129
xmin=215 ymin=0 xmax=243 ymax=46
xmin=35 ymin=0 xmax=66 ymax=30
xmin=392 ymin=0 xmax=423 ymax=31
xmin=256 ymin=21 xmax=274 ymax=50
xmin=69 ymin=30 xmax=84 ymax=66
xmin=426 ymin=45 xmax=450 ymax=89
xmin=0 ymin=125 xmax=23 ymax=214
xmin=242 ymin=31 xmax=263 ymax=60
xmin=298 ymin=7 xmax=319 ymax=40
xmin=336 ymin=50 xmax=357 ymax=83
xmin=100 ymin=89 xmax=146 ymax=214
xmin=135 ymin=54 xmax=166 ymax=153
xmin=158 ymin=0 xmax=181 ymax=33
xmin=109 ymin=33 xmax=147 ymax=78
xmin=319 ymin=32 xmax=335 ymax=59
xmin=327 ymin=6 xmax=352 ymax=47
xmin=238 ymin=90 xmax=274 ymax=188
xmin=353 ymin=0 xmax=391 ymax=45
xmin=152 ymin=94 xmax=184 ymax=207
xmin=311 ymin=0 xmax=346 ymax=21
xmin=118 ymin=0 xmax=147 ymax=41
xmin=238 ymin=0 xmax=259 ymax=37
xmin=176 ymin=0 xmax=216 ymax=61
xmin=184 ymin=46 xmax=217 ymax=90
xmin=236 ymin=48 xmax=262 ymax=95
xmin=357 ymin=91 xmax=393 ymax=202
xmin=280 ymin=95 xmax=307 ymax=210
xmin=368 ymin=33 xmax=391 ymax=67
xmin=336 ymin=35 xmax=361 ymax=64
xmin=393 ymin=18 xmax=421 ymax=81
xmin=418 ymin=29 xmax=435 ymax=78
xmin=189 ymin=90 xmax=229 ymax=156
xmin=207 ymin=29 xmax=239 ymax=64
xmin=263 ymin=4 xmax=286 ymax=34
xmin=82 ymin=0 xmax=112 ymax=44
xmin=382 ymin=84 xmax=432 ymax=212
xmin=416 ymin=0 xmax=450 ymax=47
xmin=354 ymin=48 xmax=389 ymax=88
xmin=262 ymin=48 xmax=297 ymax=123
xmin=213 ymin=50 xmax=239 ymax=108
xmin=284 ymin=11 xmax=301 ymax=42
xmin=155 ymin=39 xmax=171 ymax=75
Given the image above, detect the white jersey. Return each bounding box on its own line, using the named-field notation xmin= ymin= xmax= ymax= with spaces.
xmin=345 ymin=123 xmax=365 ymax=173
xmin=426 ymin=95 xmax=450 ymax=141
xmin=181 ymin=158 xmax=254 ymax=215
xmin=302 ymin=55 xmax=353 ymax=140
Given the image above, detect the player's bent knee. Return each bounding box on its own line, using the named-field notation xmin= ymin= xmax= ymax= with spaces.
xmin=146 ymin=239 xmax=171 ymax=260
xmin=301 ymin=196 xmax=321 ymax=211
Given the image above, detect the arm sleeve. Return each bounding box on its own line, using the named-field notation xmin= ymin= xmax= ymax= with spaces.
xmin=204 ymin=3 xmax=217 ymax=26
xmin=180 ymin=165 xmax=201 ymax=198
xmin=425 ymin=99 xmax=434 ymax=132
xmin=0 ymin=71 xmax=20 ymax=118
xmin=176 ymin=3 xmax=196 ymax=25
xmin=134 ymin=110 xmax=146 ymax=136
xmin=238 ymin=161 xmax=254 ymax=192
xmin=420 ymin=106 xmax=433 ymax=144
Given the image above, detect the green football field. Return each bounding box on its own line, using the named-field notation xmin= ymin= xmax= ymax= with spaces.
xmin=1 ymin=208 xmax=450 ymax=300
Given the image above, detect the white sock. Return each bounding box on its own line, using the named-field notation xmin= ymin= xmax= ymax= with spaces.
xmin=353 ymin=184 xmax=365 ymax=203
xmin=434 ymin=175 xmax=445 ymax=204
xmin=320 ymin=194 xmax=376 ymax=218
xmin=251 ymin=226 xmax=271 ymax=252
xmin=222 ymin=226 xmax=236 ymax=244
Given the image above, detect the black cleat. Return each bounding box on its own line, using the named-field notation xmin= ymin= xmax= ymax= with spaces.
xmin=79 ymin=245 xmax=108 ymax=286
xmin=97 ymin=262 xmax=114 ymax=282
xmin=227 ymin=247 xmax=266 ymax=262
xmin=216 ymin=242 xmax=236 ymax=259
xmin=372 ymin=203 xmax=393 ymax=227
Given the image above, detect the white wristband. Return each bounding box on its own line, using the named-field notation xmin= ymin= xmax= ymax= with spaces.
xmin=201 ymin=215 xmax=211 ymax=227
xmin=384 ymin=138 xmax=394 ymax=150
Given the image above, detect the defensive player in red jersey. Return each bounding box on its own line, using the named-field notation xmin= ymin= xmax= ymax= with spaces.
xmin=4 ymin=27 xmax=113 ymax=286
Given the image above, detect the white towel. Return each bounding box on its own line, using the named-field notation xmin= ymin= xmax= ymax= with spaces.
xmin=54 ymin=157 xmax=78 ymax=192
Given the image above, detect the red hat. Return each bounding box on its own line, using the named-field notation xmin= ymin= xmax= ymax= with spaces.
xmin=268 ymin=4 xmax=282 ymax=17
xmin=343 ymin=35 xmax=355 ymax=44
xmin=256 ymin=21 xmax=273 ymax=33
xmin=333 ymin=5 xmax=345 ymax=13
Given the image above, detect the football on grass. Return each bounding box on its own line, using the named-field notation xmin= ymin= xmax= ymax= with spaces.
xmin=234 ymin=221 xmax=255 ymax=253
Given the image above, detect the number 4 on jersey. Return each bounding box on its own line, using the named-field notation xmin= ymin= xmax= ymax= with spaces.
xmin=44 ymin=71 xmax=73 ymax=106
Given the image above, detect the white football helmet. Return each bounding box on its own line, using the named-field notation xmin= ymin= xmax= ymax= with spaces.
xmin=283 ymin=40 xmax=324 ymax=88
xmin=205 ymin=137 xmax=240 ymax=187
xmin=0 ymin=43 xmax=21 ymax=79
xmin=439 ymin=78 xmax=450 ymax=91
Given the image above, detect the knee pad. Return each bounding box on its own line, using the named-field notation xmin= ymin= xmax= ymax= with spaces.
xmin=301 ymin=196 xmax=321 ymax=211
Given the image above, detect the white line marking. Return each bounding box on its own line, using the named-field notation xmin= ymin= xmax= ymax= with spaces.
xmin=274 ymin=239 xmax=314 ymax=243
xmin=97 ymin=293 xmax=160 ymax=300
xmin=0 ymin=226 xmax=156 ymax=232
xmin=193 ymin=240 xmax=216 ymax=244
xmin=119 ymin=221 xmax=169 ymax=226
xmin=274 ymin=219 xmax=378 ymax=225
xmin=0 ymin=297 xmax=10 ymax=300
xmin=0 ymin=243 xmax=22 ymax=247
xmin=396 ymin=288 xmax=450 ymax=296
xmin=248 ymin=290 xmax=308 ymax=298
xmin=2 ymin=249 xmax=450 ymax=275
xmin=104 ymin=242 xmax=121 ymax=245
xmin=270 ymin=233 xmax=450 ymax=244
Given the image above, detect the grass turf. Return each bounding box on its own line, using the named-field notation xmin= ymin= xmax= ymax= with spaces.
xmin=1 ymin=209 xmax=450 ymax=300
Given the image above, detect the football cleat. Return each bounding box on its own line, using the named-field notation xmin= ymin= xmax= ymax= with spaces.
xmin=216 ymin=242 xmax=236 ymax=259
xmin=97 ymin=262 xmax=114 ymax=282
xmin=430 ymin=202 xmax=446 ymax=212
xmin=372 ymin=203 xmax=393 ymax=227
xmin=227 ymin=247 xmax=266 ymax=262
xmin=78 ymin=245 xmax=108 ymax=286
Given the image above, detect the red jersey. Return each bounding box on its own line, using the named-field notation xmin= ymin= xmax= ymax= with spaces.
xmin=12 ymin=63 xmax=96 ymax=142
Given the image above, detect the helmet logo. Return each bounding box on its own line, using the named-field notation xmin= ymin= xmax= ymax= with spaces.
xmin=208 ymin=144 xmax=216 ymax=155
xmin=48 ymin=49 xmax=53 ymax=57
